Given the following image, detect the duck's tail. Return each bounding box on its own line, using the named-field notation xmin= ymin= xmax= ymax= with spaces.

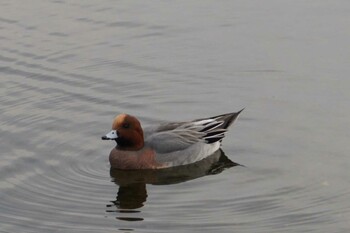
xmin=213 ymin=108 xmax=244 ymax=130
xmin=198 ymin=109 xmax=244 ymax=144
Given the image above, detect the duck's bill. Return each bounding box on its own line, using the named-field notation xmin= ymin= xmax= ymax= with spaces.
xmin=101 ymin=130 xmax=117 ymax=140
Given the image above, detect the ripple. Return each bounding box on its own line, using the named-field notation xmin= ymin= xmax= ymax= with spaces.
xmin=0 ymin=66 xmax=88 ymax=87
xmin=0 ymin=17 xmax=17 ymax=24
xmin=0 ymin=151 xmax=113 ymax=232
xmin=0 ymin=54 xmax=16 ymax=62
xmin=48 ymin=32 xmax=69 ymax=37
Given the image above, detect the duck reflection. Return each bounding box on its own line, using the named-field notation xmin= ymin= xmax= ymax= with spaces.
xmin=107 ymin=149 xmax=240 ymax=221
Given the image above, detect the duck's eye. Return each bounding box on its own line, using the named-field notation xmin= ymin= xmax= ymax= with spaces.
xmin=122 ymin=123 xmax=130 ymax=129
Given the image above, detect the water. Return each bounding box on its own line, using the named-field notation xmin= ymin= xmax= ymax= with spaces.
xmin=1 ymin=0 xmax=350 ymax=232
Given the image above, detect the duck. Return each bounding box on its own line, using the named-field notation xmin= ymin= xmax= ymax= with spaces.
xmin=102 ymin=109 xmax=243 ymax=170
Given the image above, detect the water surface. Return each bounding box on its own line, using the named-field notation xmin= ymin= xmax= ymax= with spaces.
xmin=1 ymin=1 xmax=350 ymax=232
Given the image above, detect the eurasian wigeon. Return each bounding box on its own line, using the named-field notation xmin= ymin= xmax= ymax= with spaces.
xmin=102 ymin=110 xmax=243 ymax=170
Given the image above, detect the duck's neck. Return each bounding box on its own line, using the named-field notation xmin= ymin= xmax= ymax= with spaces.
xmin=115 ymin=138 xmax=144 ymax=151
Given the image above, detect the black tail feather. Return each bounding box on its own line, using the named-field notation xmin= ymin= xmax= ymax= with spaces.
xmin=202 ymin=109 xmax=244 ymax=144
xmin=213 ymin=108 xmax=244 ymax=129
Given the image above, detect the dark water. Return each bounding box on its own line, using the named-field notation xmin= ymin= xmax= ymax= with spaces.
xmin=1 ymin=1 xmax=350 ymax=232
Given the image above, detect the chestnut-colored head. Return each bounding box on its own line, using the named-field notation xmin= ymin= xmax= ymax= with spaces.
xmin=103 ymin=114 xmax=144 ymax=150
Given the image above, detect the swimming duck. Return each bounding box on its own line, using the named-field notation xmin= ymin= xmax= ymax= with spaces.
xmin=102 ymin=110 xmax=243 ymax=169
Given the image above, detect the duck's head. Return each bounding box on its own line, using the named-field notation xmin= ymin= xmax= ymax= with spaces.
xmin=102 ymin=114 xmax=144 ymax=150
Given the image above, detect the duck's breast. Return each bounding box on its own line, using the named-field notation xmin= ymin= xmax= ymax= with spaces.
xmin=109 ymin=147 xmax=165 ymax=169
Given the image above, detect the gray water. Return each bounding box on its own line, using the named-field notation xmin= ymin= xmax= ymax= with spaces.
xmin=1 ymin=1 xmax=350 ymax=232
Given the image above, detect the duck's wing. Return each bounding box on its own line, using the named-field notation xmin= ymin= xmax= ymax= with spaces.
xmin=144 ymin=110 xmax=243 ymax=154
xmin=144 ymin=123 xmax=206 ymax=154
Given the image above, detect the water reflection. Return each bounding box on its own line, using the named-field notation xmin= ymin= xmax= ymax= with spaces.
xmin=107 ymin=149 xmax=240 ymax=221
